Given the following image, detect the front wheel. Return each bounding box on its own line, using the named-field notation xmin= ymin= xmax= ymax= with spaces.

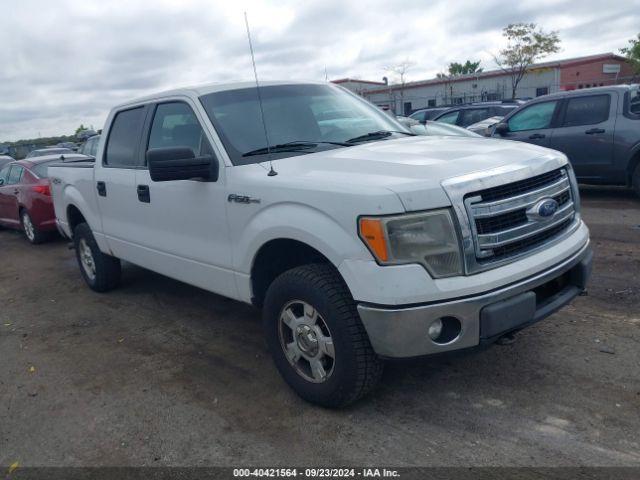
xmin=263 ymin=264 xmax=383 ymax=407
xmin=73 ymin=223 xmax=121 ymax=292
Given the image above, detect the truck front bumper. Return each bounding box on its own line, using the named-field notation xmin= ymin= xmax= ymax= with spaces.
xmin=357 ymin=241 xmax=592 ymax=358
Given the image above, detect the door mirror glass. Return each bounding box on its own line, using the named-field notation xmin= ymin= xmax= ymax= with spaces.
xmin=147 ymin=147 xmax=218 ymax=182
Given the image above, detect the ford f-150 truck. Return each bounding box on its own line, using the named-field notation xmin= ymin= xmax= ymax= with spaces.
xmin=49 ymin=81 xmax=592 ymax=407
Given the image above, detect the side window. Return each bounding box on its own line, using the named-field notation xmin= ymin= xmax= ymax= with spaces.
xmin=436 ymin=110 xmax=459 ymax=125
xmin=561 ymin=95 xmax=610 ymax=127
xmin=0 ymin=166 xmax=10 ymax=184
xmin=147 ymin=102 xmax=212 ymax=157
xmin=104 ymin=107 xmax=145 ymax=167
xmin=7 ymin=166 xmax=23 ymax=185
xmin=88 ymin=137 xmax=99 ymax=157
xmin=629 ymin=87 xmax=640 ymax=115
xmin=460 ymin=108 xmax=490 ymax=127
xmin=508 ymin=101 xmax=558 ymax=132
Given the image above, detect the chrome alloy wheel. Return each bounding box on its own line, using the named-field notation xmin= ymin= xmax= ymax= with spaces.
xmin=22 ymin=212 xmax=35 ymax=242
xmin=78 ymin=238 xmax=96 ymax=281
xmin=278 ymin=300 xmax=335 ymax=383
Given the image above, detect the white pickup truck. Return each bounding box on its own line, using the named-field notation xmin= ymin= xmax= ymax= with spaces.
xmin=49 ymin=81 xmax=592 ymax=407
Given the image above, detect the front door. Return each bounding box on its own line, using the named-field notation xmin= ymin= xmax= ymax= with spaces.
xmin=500 ymin=99 xmax=561 ymax=147
xmin=0 ymin=165 xmax=23 ymax=227
xmin=132 ymin=100 xmax=236 ymax=298
xmin=549 ymin=93 xmax=616 ymax=181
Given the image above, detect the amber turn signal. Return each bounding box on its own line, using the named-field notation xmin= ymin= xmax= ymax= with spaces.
xmin=358 ymin=218 xmax=389 ymax=262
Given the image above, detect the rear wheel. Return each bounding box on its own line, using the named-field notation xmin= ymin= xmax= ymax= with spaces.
xmin=263 ymin=264 xmax=383 ymax=407
xmin=21 ymin=210 xmax=48 ymax=244
xmin=73 ymin=223 xmax=121 ymax=292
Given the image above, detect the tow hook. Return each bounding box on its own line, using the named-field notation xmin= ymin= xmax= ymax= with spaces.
xmin=496 ymin=332 xmax=517 ymax=346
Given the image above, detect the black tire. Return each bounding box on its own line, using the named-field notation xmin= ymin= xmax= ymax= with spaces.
xmin=632 ymin=164 xmax=640 ymax=198
xmin=263 ymin=264 xmax=383 ymax=407
xmin=21 ymin=210 xmax=49 ymax=244
xmin=73 ymin=222 xmax=121 ymax=292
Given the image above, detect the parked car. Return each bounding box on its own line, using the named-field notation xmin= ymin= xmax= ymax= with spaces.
xmin=0 ymin=154 xmax=86 ymax=243
xmin=56 ymin=142 xmax=79 ymax=151
xmin=397 ymin=116 xmax=481 ymax=137
xmin=0 ymin=155 xmax=14 ymax=169
xmin=78 ymin=134 xmax=101 ymax=157
xmin=491 ymin=85 xmax=640 ymax=196
xmin=409 ymin=107 xmax=452 ymax=123
xmin=26 ymin=147 xmax=74 ymax=158
xmin=49 ymin=81 xmax=591 ymax=407
xmin=433 ymin=101 xmax=526 ymax=128
xmin=467 ymin=116 xmax=504 ymax=136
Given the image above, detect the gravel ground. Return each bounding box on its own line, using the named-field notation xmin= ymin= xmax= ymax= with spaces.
xmin=0 ymin=186 xmax=639 ymax=467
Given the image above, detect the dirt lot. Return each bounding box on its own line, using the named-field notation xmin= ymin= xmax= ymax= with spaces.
xmin=1 ymin=187 xmax=639 ymax=467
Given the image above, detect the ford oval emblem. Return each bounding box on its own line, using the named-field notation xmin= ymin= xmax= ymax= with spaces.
xmin=528 ymin=198 xmax=559 ymax=221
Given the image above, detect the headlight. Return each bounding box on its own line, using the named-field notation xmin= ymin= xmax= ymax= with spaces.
xmin=359 ymin=209 xmax=463 ymax=278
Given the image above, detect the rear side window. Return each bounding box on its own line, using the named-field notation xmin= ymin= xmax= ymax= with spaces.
xmin=562 ymin=95 xmax=610 ymax=127
xmin=459 ymin=108 xmax=490 ymax=127
xmin=105 ymin=107 xmax=145 ymax=167
xmin=436 ymin=110 xmax=459 ymax=125
xmin=508 ymin=101 xmax=558 ymax=132
xmin=147 ymin=102 xmax=212 ymax=157
xmin=7 ymin=165 xmax=23 ymax=185
xmin=0 ymin=166 xmax=10 ymax=184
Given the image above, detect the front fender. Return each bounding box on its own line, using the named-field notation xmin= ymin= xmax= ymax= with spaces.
xmin=235 ymin=201 xmax=372 ymax=275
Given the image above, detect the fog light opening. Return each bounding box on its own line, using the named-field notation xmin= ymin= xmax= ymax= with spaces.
xmin=428 ymin=316 xmax=462 ymax=344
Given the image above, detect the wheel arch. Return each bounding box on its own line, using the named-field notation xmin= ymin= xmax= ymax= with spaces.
xmin=250 ymin=238 xmax=335 ymax=308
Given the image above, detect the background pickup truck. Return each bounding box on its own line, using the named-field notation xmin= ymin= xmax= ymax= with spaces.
xmin=492 ymin=84 xmax=640 ymax=196
xmin=49 ymin=81 xmax=592 ymax=407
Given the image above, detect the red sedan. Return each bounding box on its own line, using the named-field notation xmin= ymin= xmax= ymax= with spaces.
xmin=0 ymin=156 xmax=71 ymax=243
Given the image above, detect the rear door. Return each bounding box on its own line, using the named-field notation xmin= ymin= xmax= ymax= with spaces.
xmin=94 ymin=105 xmax=148 ymax=258
xmin=549 ymin=93 xmax=616 ymax=180
xmin=499 ymin=99 xmax=561 ymax=147
xmin=0 ymin=165 xmax=24 ymax=227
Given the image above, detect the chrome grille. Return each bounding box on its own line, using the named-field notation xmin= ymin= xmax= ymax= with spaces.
xmin=465 ymin=168 xmax=576 ymax=264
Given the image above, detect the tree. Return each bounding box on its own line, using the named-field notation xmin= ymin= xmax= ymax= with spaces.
xmin=75 ymin=124 xmax=88 ymax=136
xmin=621 ymin=33 xmax=640 ymax=75
xmin=383 ymin=60 xmax=416 ymax=114
xmin=494 ymin=23 xmax=560 ymax=99
xmin=447 ymin=60 xmax=483 ymax=76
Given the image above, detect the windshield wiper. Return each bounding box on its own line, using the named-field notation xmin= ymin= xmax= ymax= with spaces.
xmin=346 ymin=130 xmax=416 ymax=144
xmin=242 ymin=141 xmax=351 ymax=157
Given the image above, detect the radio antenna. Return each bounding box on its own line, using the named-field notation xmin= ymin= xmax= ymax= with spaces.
xmin=244 ymin=11 xmax=277 ymax=177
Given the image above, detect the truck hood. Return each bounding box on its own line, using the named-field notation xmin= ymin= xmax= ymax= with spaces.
xmin=266 ymin=135 xmax=563 ymax=211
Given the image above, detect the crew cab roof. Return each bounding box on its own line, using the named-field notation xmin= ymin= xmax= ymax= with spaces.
xmin=115 ymin=80 xmax=328 ymax=109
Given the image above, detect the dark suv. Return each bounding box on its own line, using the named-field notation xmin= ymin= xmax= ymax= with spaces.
xmin=491 ymin=85 xmax=640 ymax=196
xmin=432 ymin=101 xmax=526 ymax=127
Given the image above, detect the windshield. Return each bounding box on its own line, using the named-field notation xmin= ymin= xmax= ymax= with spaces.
xmin=199 ymin=84 xmax=407 ymax=165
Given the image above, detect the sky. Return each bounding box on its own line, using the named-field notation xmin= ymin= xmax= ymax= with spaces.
xmin=1 ymin=0 xmax=638 ymax=141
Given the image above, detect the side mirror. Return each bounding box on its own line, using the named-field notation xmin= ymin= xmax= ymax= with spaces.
xmin=0 ymin=178 xmax=4 ymax=186
xmin=494 ymin=122 xmax=509 ymax=136
xmin=147 ymin=147 xmax=219 ymax=182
